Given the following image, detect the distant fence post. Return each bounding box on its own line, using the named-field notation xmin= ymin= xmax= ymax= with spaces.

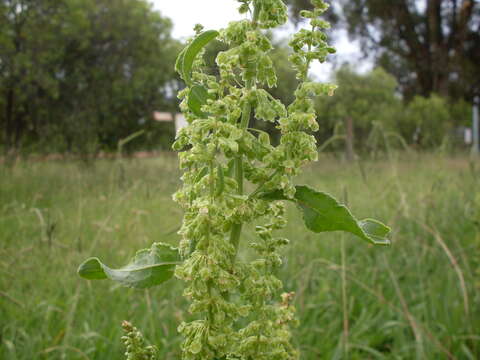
xmin=473 ymin=96 xmax=479 ymax=156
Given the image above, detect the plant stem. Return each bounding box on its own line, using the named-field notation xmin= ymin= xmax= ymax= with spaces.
xmin=252 ymin=0 xmax=260 ymax=26
xmin=302 ymin=25 xmax=316 ymax=81
xmin=229 ymin=79 xmax=253 ymax=257
xmin=229 ymin=2 xmax=259 ymax=259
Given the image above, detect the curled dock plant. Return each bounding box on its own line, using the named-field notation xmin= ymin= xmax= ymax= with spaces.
xmin=78 ymin=1 xmax=390 ymax=359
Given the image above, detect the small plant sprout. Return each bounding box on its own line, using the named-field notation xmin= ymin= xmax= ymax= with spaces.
xmin=78 ymin=0 xmax=391 ymax=359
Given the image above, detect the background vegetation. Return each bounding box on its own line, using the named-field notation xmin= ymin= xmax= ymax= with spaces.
xmin=1 ymin=154 xmax=479 ymax=359
xmin=0 ymin=0 xmax=180 ymax=155
xmin=1 ymin=0 xmax=478 ymax=156
xmin=1 ymin=1 xmax=479 ymax=359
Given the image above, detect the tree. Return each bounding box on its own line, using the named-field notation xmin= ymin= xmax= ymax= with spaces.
xmin=315 ymin=66 xmax=402 ymax=155
xmin=0 ymin=0 xmax=179 ymax=155
xmin=0 ymin=0 xmax=64 ymax=153
xmin=50 ymin=0 xmax=180 ymax=153
xmin=400 ymin=94 xmax=455 ymax=148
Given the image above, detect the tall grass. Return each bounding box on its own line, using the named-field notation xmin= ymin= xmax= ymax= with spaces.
xmin=1 ymin=153 xmax=478 ymax=359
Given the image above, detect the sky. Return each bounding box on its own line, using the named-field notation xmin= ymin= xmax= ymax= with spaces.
xmin=150 ymin=0 xmax=369 ymax=81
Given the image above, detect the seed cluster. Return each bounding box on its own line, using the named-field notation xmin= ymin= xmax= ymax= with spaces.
xmin=121 ymin=321 xmax=157 ymax=360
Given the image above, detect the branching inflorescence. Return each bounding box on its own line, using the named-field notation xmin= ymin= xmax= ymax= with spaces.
xmin=173 ymin=1 xmax=337 ymax=358
xmin=78 ymin=1 xmax=391 ymax=359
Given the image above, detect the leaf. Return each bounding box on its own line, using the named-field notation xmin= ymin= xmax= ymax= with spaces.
xmin=175 ymin=30 xmax=219 ymax=116
xmin=215 ymin=163 xmax=225 ymax=197
xmin=175 ymin=47 xmax=187 ymax=75
xmin=226 ymin=159 xmax=235 ymax=177
xmin=260 ymin=185 xmax=391 ymax=245
xmin=190 ymin=166 xmax=209 ymax=203
xmin=218 ymin=137 xmax=239 ymax=153
xmin=194 ymin=166 xmax=209 ymax=183
xmin=176 ymin=30 xmax=219 ymax=85
xmin=248 ymin=128 xmax=271 ymax=147
xmin=77 ymin=243 xmax=181 ymax=289
xmin=187 ymin=85 xmax=210 ymax=117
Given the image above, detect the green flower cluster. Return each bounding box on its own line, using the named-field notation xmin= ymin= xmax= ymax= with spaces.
xmin=121 ymin=321 xmax=157 ymax=360
xmin=289 ymin=0 xmax=336 ymax=81
xmin=237 ymin=0 xmax=288 ymax=29
xmin=237 ymin=202 xmax=299 ymax=359
xmin=173 ymin=1 xmax=336 ymax=359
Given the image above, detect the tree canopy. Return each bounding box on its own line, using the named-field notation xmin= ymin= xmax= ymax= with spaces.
xmin=315 ymin=66 xmax=402 ymax=152
xmin=315 ymin=65 xmax=471 ymax=153
xmin=1 ymin=0 xmax=475 ymax=156
xmin=0 ymin=0 xmax=180 ymax=155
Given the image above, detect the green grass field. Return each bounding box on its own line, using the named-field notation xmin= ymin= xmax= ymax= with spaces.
xmin=1 ymin=153 xmax=479 ymax=359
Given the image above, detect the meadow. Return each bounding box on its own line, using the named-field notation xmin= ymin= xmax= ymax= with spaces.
xmin=1 ymin=153 xmax=479 ymax=359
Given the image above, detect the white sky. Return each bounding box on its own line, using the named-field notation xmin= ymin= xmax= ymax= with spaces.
xmin=150 ymin=0 xmax=369 ymax=81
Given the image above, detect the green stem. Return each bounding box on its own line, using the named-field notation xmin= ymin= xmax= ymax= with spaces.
xmin=252 ymin=0 xmax=260 ymax=26
xmin=302 ymin=25 xmax=316 ymax=81
xmin=207 ymin=163 xmax=216 ymax=323
xmin=229 ymin=80 xmax=253 ymax=256
xmin=229 ymin=2 xmax=259 ymax=259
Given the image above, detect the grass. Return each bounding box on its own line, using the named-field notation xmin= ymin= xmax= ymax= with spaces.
xmin=1 ymin=153 xmax=479 ymax=359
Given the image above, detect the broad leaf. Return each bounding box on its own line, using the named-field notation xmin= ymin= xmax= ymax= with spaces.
xmin=77 ymin=243 xmax=181 ymax=289
xmin=261 ymin=185 xmax=391 ymax=245
xmin=176 ymin=30 xmax=219 ymax=85
xmin=175 ymin=47 xmax=187 ymax=76
xmin=187 ymin=85 xmax=210 ymax=117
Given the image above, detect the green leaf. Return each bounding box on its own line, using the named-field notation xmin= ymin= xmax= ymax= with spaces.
xmin=187 ymin=85 xmax=210 ymax=117
xmin=175 ymin=30 xmax=219 ymax=116
xmin=218 ymin=137 xmax=239 ymax=153
xmin=260 ymin=185 xmax=391 ymax=245
xmin=215 ymin=163 xmax=225 ymax=197
xmin=194 ymin=166 xmax=209 ymax=183
xmin=226 ymin=159 xmax=235 ymax=177
xmin=77 ymin=243 xmax=181 ymax=289
xmin=175 ymin=47 xmax=187 ymax=76
xmin=176 ymin=30 xmax=219 ymax=85
xmin=248 ymin=128 xmax=271 ymax=147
